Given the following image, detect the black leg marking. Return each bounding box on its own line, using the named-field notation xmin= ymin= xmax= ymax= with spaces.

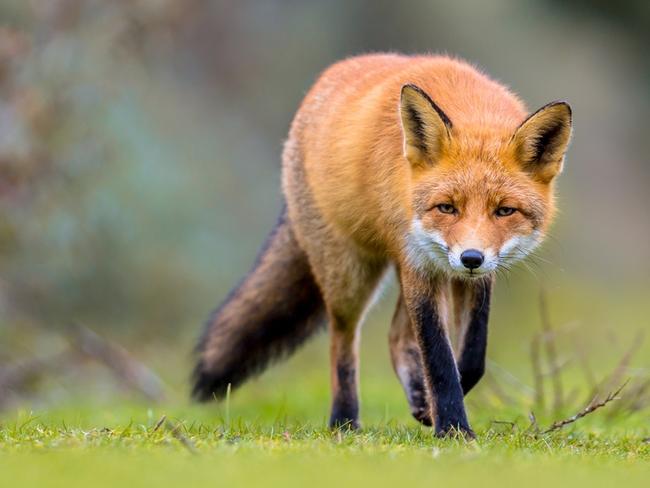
xmin=411 ymin=297 xmax=472 ymax=437
xmin=458 ymin=281 xmax=491 ymax=395
xmin=329 ymin=363 xmax=360 ymax=430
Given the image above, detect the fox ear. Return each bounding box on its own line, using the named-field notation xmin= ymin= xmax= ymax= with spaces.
xmin=399 ymin=84 xmax=452 ymax=168
xmin=511 ymin=101 xmax=572 ymax=183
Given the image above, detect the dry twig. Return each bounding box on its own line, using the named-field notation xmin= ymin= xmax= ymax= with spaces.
xmin=541 ymin=382 xmax=628 ymax=434
xmin=606 ymin=376 xmax=650 ymax=418
xmin=151 ymin=415 xmax=167 ymax=434
xmin=167 ymin=420 xmax=198 ymax=455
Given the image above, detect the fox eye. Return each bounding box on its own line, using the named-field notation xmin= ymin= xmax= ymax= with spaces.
xmin=436 ymin=203 xmax=457 ymax=214
xmin=495 ymin=206 xmax=517 ymax=217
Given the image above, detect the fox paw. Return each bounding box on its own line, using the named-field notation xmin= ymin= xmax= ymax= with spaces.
xmin=329 ymin=415 xmax=360 ymax=431
xmin=434 ymin=422 xmax=475 ymax=439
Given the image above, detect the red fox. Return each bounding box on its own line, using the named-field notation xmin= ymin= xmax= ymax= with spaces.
xmin=192 ymin=54 xmax=572 ymax=437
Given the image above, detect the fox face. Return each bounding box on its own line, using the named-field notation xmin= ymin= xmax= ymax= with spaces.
xmin=400 ymin=84 xmax=572 ymax=279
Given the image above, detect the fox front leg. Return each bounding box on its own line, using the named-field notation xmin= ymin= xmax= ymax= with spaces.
xmin=400 ymin=269 xmax=473 ymax=438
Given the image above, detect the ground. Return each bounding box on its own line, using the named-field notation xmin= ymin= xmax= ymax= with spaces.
xmin=1 ymin=403 xmax=648 ymax=488
xmin=1 ymin=284 xmax=648 ymax=487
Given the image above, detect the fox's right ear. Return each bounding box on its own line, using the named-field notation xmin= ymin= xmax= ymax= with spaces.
xmin=399 ymin=84 xmax=452 ymax=168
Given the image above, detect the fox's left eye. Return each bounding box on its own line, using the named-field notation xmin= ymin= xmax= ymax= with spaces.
xmin=495 ymin=206 xmax=517 ymax=217
xmin=436 ymin=203 xmax=457 ymax=214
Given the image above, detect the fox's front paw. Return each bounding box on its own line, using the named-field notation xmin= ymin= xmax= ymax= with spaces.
xmin=329 ymin=416 xmax=360 ymax=431
xmin=434 ymin=420 xmax=475 ymax=439
xmin=329 ymin=398 xmax=360 ymax=430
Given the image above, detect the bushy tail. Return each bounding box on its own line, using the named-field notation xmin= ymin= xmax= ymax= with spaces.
xmin=191 ymin=205 xmax=325 ymax=401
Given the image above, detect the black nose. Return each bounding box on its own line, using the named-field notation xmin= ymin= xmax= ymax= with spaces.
xmin=460 ymin=249 xmax=484 ymax=270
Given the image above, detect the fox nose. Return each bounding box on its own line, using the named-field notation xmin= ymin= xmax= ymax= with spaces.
xmin=460 ymin=249 xmax=484 ymax=270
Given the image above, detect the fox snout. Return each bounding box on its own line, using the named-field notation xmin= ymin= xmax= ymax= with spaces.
xmin=447 ymin=245 xmax=499 ymax=277
xmin=460 ymin=249 xmax=483 ymax=269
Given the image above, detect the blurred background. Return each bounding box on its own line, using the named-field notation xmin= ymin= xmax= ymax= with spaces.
xmin=0 ymin=0 xmax=648 ymax=423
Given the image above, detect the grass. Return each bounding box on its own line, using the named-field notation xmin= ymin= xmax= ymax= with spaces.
xmin=0 ymin=403 xmax=648 ymax=488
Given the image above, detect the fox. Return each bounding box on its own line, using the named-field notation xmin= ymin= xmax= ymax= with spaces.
xmin=192 ymin=53 xmax=572 ymax=437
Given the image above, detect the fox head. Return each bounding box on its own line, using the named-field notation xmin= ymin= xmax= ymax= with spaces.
xmin=400 ymin=83 xmax=572 ymax=279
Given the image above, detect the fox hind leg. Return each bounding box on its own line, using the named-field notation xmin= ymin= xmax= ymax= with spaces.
xmin=328 ymin=310 xmax=363 ymax=429
xmin=389 ymin=292 xmax=432 ymax=426
xmin=295 ymin=232 xmax=386 ymax=429
xmin=324 ymin=253 xmax=386 ymax=430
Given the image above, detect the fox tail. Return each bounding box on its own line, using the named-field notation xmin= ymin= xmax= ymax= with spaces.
xmin=191 ymin=206 xmax=325 ymax=401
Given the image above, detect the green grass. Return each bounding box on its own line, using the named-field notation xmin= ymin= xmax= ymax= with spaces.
xmin=0 ymin=403 xmax=648 ymax=488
